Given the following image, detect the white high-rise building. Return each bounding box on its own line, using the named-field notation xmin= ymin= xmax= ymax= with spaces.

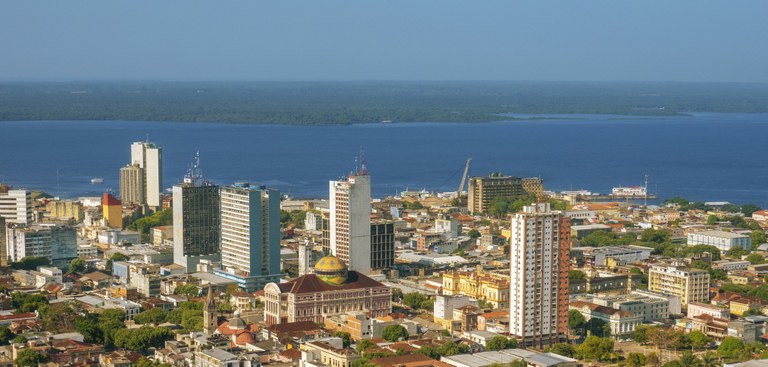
xmin=130 ymin=141 xmax=163 ymax=209
xmin=509 ymin=203 xmax=570 ymax=348
xmin=330 ymin=171 xmax=371 ymax=274
xmin=0 ymin=189 xmax=33 ymax=225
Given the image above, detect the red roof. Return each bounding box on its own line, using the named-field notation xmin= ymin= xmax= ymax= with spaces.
xmin=102 ymin=193 xmax=121 ymax=206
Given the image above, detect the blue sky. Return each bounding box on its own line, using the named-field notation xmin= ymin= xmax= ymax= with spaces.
xmin=1 ymin=1 xmax=767 ymax=82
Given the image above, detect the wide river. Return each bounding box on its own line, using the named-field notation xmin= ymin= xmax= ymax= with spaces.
xmin=0 ymin=113 xmax=766 ymax=206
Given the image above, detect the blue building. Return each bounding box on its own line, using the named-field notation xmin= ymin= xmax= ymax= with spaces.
xmin=214 ymin=183 xmax=281 ymax=291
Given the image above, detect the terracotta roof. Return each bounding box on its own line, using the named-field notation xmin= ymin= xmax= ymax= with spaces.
xmin=480 ymin=311 xmax=509 ymax=320
xmin=267 ymin=321 xmax=322 ymax=334
xmin=0 ymin=312 xmax=36 ymax=321
xmin=369 ymin=353 xmax=451 ymax=367
xmin=279 ymin=349 xmax=302 ymax=361
xmin=235 ymin=330 xmax=255 ymax=345
xmin=570 ymin=301 xmax=632 ymax=317
xmin=277 ymin=272 xmax=386 ymax=294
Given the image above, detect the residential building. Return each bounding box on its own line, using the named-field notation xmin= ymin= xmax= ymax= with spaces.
xmin=102 ymin=193 xmax=122 ymax=229
xmin=570 ymin=224 xmax=612 ymax=239
xmin=214 ymin=183 xmax=281 ymax=291
xmin=173 ymin=175 xmax=221 ymax=272
xmin=300 ymin=338 xmax=359 ymax=367
xmin=0 ymin=188 xmax=32 ymax=225
xmin=571 ymin=245 xmax=653 ymax=267
xmin=194 ymin=348 xmax=259 ymax=367
xmin=6 ymin=223 xmax=77 ymax=267
xmin=329 ymin=169 xmax=371 ymax=274
xmin=467 ymin=174 xmax=543 ymax=214
xmin=569 ymin=301 xmax=642 ymax=337
xmin=592 ymin=291 xmax=673 ymax=322
xmin=509 ymin=203 xmax=570 ymax=348
xmin=370 ymin=221 xmax=395 ymax=270
xmin=648 ymin=265 xmax=710 ymax=306
xmin=688 ymin=302 xmax=730 ymax=319
xmin=433 ymin=294 xmax=478 ymax=332
xmin=46 ymin=200 xmax=84 ymax=223
xmin=687 ymin=230 xmax=752 ymax=252
xmin=712 ymin=260 xmax=751 ymax=271
xmin=119 ymin=164 xmax=145 ymax=205
xmin=130 ymin=141 xmax=163 ymax=209
xmin=442 ymin=268 xmax=510 ymax=309
xmin=263 ymin=255 xmax=391 ymax=326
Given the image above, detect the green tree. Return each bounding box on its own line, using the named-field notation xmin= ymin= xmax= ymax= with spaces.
xmin=113 ymin=326 xmax=174 ymax=350
xmin=726 ymin=246 xmax=750 ymax=258
xmin=15 ymin=349 xmax=49 ymax=367
xmin=679 ymin=351 xmax=699 ymax=367
xmin=568 ymin=310 xmax=586 ymax=335
xmin=127 ymin=208 xmax=173 ymax=242
xmin=467 ymin=229 xmax=481 ymax=239
xmin=391 ymin=287 xmax=404 ymax=302
xmin=419 ymin=299 xmax=434 ymax=311
xmin=549 ymin=343 xmax=575 ymax=358
xmin=381 ymin=325 xmax=409 ymax=342
xmin=357 ymin=339 xmax=376 ymax=352
xmin=67 ymin=257 xmax=86 ymax=274
xmin=437 ymin=341 xmax=468 ymax=357
xmin=718 ymin=336 xmax=745 ymax=360
xmin=99 ymin=309 xmax=127 ymax=348
xmin=586 ymin=318 xmax=610 ymax=338
xmin=707 ymin=215 xmax=718 ymax=225
xmin=12 ymin=292 xmax=49 ymax=313
xmin=402 ymin=293 xmax=427 ymax=309
xmin=74 ymin=313 xmax=103 ymax=344
xmin=575 ymin=336 xmax=614 ymax=362
xmin=747 ymin=253 xmax=765 ymax=265
xmin=0 ymin=326 xmax=15 ymax=345
xmin=12 ymin=335 xmax=27 ymax=344
xmin=135 ymin=308 xmax=168 ymax=325
xmin=486 ymin=336 xmax=516 ymax=351
xmin=752 ymin=230 xmax=766 ymax=247
xmin=626 ymin=352 xmax=647 ymax=367
xmin=10 ymin=256 xmax=50 ymax=270
xmin=568 ymin=270 xmax=586 ymax=280
xmin=688 ymin=330 xmax=713 ymax=349
xmin=173 ymin=284 xmax=200 ymax=297
xmin=641 ymin=229 xmax=671 ymax=244
xmin=416 ymin=345 xmax=440 ymax=359
xmin=111 ymin=253 xmax=129 ymax=261
xmin=743 ymin=204 xmax=762 ymax=216
xmin=333 ymin=331 xmax=352 ymax=348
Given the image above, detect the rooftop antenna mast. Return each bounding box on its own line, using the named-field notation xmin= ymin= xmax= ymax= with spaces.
xmin=644 ymin=174 xmax=649 ymax=207
xmin=359 ymin=145 xmax=368 ymax=175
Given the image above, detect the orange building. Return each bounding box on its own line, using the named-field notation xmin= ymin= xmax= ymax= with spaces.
xmin=102 ymin=193 xmax=122 ymax=228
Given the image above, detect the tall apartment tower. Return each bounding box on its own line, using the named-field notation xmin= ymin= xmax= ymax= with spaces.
xmin=467 ymin=174 xmax=544 ymax=214
xmin=173 ymin=152 xmax=221 ymax=272
xmin=509 ymin=203 xmax=570 ymax=348
xmin=371 ymin=221 xmax=395 ymax=270
xmin=330 ymin=169 xmax=372 ymax=274
xmin=214 ymin=183 xmax=281 ymax=291
xmin=0 ymin=187 xmax=33 ymax=225
xmin=130 ymin=141 xmax=163 ymax=210
xmin=119 ymin=164 xmax=145 ymax=205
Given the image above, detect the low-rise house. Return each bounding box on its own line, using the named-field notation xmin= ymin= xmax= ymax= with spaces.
xmin=299 ymin=338 xmax=359 ymax=367
xmin=569 ymin=301 xmax=641 ymax=337
xmin=688 ymin=302 xmax=730 ymax=319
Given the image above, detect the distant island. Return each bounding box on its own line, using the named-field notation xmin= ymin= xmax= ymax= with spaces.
xmin=1 ymin=81 xmax=768 ymax=124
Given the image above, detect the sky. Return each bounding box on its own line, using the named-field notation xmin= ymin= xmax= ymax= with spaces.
xmin=1 ymin=1 xmax=767 ymax=82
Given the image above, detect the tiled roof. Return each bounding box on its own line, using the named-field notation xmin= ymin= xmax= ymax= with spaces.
xmin=278 ymin=272 xmax=386 ymax=294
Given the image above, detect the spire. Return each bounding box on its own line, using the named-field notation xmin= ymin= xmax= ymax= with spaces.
xmin=205 ymin=283 xmax=215 ymax=310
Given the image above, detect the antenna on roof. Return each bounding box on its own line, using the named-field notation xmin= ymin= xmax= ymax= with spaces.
xmin=359 ymin=145 xmax=368 ymax=175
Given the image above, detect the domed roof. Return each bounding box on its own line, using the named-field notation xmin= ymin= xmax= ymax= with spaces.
xmin=314 ymin=255 xmax=349 ymax=286
xmin=235 ymin=330 xmax=255 ymax=345
xmin=315 ymin=255 xmax=348 ymax=272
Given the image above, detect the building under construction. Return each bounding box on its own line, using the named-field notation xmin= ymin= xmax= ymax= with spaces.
xmin=467 ymin=173 xmax=544 ymax=214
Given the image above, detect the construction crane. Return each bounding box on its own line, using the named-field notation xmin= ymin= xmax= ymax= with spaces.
xmin=457 ymin=158 xmax=472 ymax=197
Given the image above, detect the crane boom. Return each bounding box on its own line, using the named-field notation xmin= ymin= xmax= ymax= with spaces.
xmin=458 ymin=158 xmax=472 ymax=196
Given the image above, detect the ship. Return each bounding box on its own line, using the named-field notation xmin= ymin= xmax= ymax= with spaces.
xmin=90 ymin=177 xmax=104 ymax=184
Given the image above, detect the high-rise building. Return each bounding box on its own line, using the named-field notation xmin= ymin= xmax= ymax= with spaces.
xmin=370 ymin=221 xmax=395 ymax=270
xmin=130 ymin=141 xmax=163 ymax=210
xmin=467 ymin=174 xmax=543 ymax=214
xmin=0 ymin=217 xmax=6 ymax=266
xmin=173 ymin=152 xmax=221 ymax=272
xmin=119 ymin=164 xmax=145 ymax=205
xmin=214 ymin=183 xmax=281 ymax=291
xmin=509 ymin=203 xmax=570 ymax=348
xmin=102 ymin=193 xmax=122 ymax=229
xmin=0 ymin=187 xmax=33 ymax=225
xmin=6 ymin=223 xmax=78 ymax=268
xmin=330 ymin=170 xmax=371 ymax=274
xmin=648 ymin=265 xmax=710 ymax=306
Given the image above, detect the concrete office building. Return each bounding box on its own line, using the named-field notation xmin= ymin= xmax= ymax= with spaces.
xmin=329 ymin=168 xmax=371 ymax=274
xmin=687 ymin=230 xmax=752 ymax=252
xmin=467 ymin=174 xmax=543 ymax=214
xmin=214 ymin=183 xmax=281 ymax=291
xmin=0 ymin=187 xmax=32 ymax=225
xmin=130 ymin=141 xmax=163 ymax=210
xmin=509 ymin=203 xmax=570 ymax=348
xmin=119 ymin=164 xmax=145 ymax=205
xmin=648 ymin=265 xmax=710 ymax=306
xmin=6 ymin=223 xmax=77 ymax=268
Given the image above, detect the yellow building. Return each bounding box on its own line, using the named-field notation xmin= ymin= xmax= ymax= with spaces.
xmin=648 ymin=265 xmax=709 ymax=306
xmin=301 ymin=339 xmax=359 ymax=367
xmin=47 ymin=200 xmax=84 ymax=222
xmin=102 ymin=193 xmax=122 ymax=229
xmin=442 ymin=267 xmax=509 ymax=309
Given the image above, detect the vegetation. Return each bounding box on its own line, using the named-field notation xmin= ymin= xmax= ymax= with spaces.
xmin=568 ymin=310 xmax=586 ymax=336
xmin=746 ymin=253 xmax=765 ymax=265
xmin=467 ymin=229 xmax=481 ymax=239
xmin=10 ymin=256 xmax=50 ymax=270
xmin=12 ymin=292 xmax=49 ymax=313
xmin=575 ymin=336 xmax=615 ymax=362
xmin=135 ymin=308 xmax=168 ymax=325
xmin=356 ymin=339 xmax=377 ymax=353
xmin=280 ymin=210 xmax=306 ymax=228
xmin=173 ymin=284 xmax=200 ymax=297
xmin=0 ymin=326 xmax=15 ymax=346
xmin=548 ymin=343 xmax=575 ymax=358
xmin=165 ymin=302 xmax=204 ymax=331
xmin=74 ymin=309 xmax=127 ymax=348
xmin=487 ymin=194 xmax=567 ymax=218
xmin=381 ymin=325 xmax=409 ymax=342
xmin=113 ymin=326 xmax=175 ymax=351
xmin=127 ymin=208 xmax=172 ymax=243
xmin=402 ymin=292 xmax=435 ymax=311
xmin=568 ymin=270 xmax=586 ymax=281
xmin=333 ymin=331 xmax=352 ymax=348
xmin=402 ymin=201 xmax=425 ymax=210
xmin=485 ymin=336 xmax=518 ymax=351
xmin=15 ymin=348 xmax=50 ymax=367
xmin=67 ymin=257 xmax=87 ymax=274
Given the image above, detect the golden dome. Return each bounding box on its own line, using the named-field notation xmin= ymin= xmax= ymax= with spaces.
xmin=314 ymin=255 xmax=349 ymax=285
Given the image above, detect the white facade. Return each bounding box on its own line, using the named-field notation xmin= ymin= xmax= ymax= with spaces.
xmin=329 ymin=173 xmax=371 ymax=273
xmin=688 ymin=302 xmax=730 ymax=319
xmin=131 ymin=141 xmax=163 ymax=209
xmin=434 ymin=295 xmax=477 ymax=320
xmin=611 ymin=186 xmax=647 ymax=196
xmin=509 ymin=203 xmax=567 ymax=347
xmin=6 ymin=224 xmax=77 ymax=265
xmin=0 ymin=189 xmax=32 ymax=225
xmin=687 ymin=230 xmax=751 ymax=252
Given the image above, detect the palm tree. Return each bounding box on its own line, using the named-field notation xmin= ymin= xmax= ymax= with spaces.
xmin=699 ymin=352 xmax=719 ymax=367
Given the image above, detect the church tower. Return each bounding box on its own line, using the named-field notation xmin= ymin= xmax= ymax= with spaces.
xmin=203 ymin=284 xmax=218 ymax=335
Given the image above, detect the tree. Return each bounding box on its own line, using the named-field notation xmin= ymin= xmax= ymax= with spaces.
xmin=419 ymin=299 xmax=434 ymax=311
xmin=403 ymin=292 xmax=427 ymax=309
xmin=113 ymin=326 xmax=174 ymax=350
xmin=135 ymin=308 xmax=168 ymax=325
xmin=726 ymin=246 xmax=750 ymax=258
xmin=15 ymin=349 xmax=49 ymax=367
xmin=568 ymin=270 xmax=586 ymax=280
xmin=416 ymin=345 xmax=440 ymax=359
xmin=68 ymin=257 xmax=86 ymax=274
xmin=174 ymin=284 xmax=200 ymax=297
xmin=111 ymin=253 xmax=129 ymax=261
xmin=746 ymin=253 xmax=765 ymax=264
xmin=743 ymin=204 xmax=762 ymax=216
xmin=568 ymin=310 xmax=586 ymax=335
xmin=12 ymin=292 xmax=49 ymax=313
xmin=575 ymin=336 xmax=614 ymax=362
xmin=391 ymin=287 xmax=403 ymax=302
xmin=333 ymin=331 xmax=352 ymax=348
xmin=688 ymin=330 xmax=712 ymax=349
xmin=626 ymin=352 xmax=647 ymax=367
xmin=467 ymin=229 xmax=481 ymax=239
xmin=381 ymin=325 xmax=409 ymax=342
xmin=586 ymin=318 xmax=610 ymax=338
xmin=752 ymin=230 xmax=766 ymax=247
xmin=718 ymin=336 xmax=745 ymax=360
xmin=486 ymin=336 xmax=516 ymax=351
xmin=357 ymin=339 xmax=376 ymax=352
xmin=549 ymin=343 xmax=575 ymax=358
xmin=679 ymin=351 xmax=699 ymax=367
xmin=10 ymin=256 xmax=50 ymax=270
xmin=12 ymin=335 xmax=27 ymax=344
xmin=437 ymin=341 xmax=468 ymax=357
xmin=641 ymin=229 xmax=671 ymax=244
xmin=0 ymin=326 xmax=14 ymax=345
xmin=75 ymin=313 xmax=103 ymax=344
xmin=707 ymin=215 xmax=718 ymax=225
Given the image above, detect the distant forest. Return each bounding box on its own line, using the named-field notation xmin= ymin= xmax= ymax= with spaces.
xmin=1 ymin=81 xmax=767 ymax=124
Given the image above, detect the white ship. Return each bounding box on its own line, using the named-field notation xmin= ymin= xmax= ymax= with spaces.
xmin=90 ymin=177 xmax=104 ymax=184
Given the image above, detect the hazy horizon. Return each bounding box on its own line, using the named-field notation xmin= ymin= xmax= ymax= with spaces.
xmin=2 ymin=1 xmax=767 ymax=82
